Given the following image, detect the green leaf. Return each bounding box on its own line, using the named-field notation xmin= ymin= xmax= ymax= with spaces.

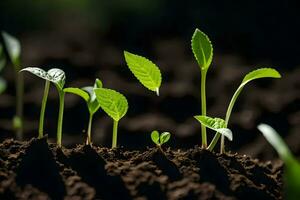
xmin=82 ymin=78 xmax=103 ymax=114
xmin=94 ymin=88 xmax=128 ymax=121
xmin=191 ymin=28 xmax=213 ymax=71
xmin=151 ymin=130 xmax=160 ymax=145
xmin=194 ymin=115 xmax=233 ymax=141
xmin=21 ymin=67 xmax=66 ymax=91
xmin=94 ymin=78 xmax=103 ymax=88
xmin=241 ymin=68 xmax=281 ymax=86
xmin=64 ymin=88 xmax=89 ymax=102
xmin=2 ymin=31 xmax=21 ymax=68
xmin=124 ymin=51 xmax=162 ymax=95
xmin=160 ymin=132 xmax=171 ymax=144
xmin=0 ymin=77 xmax=6 ymax=94
xmin=258 ymin=124 xmax=300 ymax=199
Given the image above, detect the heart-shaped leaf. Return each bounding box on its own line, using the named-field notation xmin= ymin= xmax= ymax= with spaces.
xmin=194 ymin=115 xmax=233 ymax=141
xmin=2 ymin=31 xmax=21 ymax=68
xmin=151 ymin=130 xmax=160 ymax=145
xmin=124 ymin=51 xmax=162 ymax=95
xmin=94 ymin=88 xmax=128 ymax=121
xmin=191 ymin=29 xmax=213 ymax=71
xmin=160 ymin=132 xmax=171 ymax=144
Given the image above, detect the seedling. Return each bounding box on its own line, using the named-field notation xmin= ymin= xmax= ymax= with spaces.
xmin=64 ymin=79 xmax=102 ymax=145
xmin=258 ymin=124 xmax=300 ymax=200
xmin=151 ymin=130 xmax=171 ymax=151
xmin=191 ymin=29 xmax=213 ymax=148
xmin=0 ymin=43 xmax=6 ymax=94
xmin=20 ymin=67 xmax=65 ymax=147
xmin=124 ymin=51 xmax=162 ymax=96
xmin=1 ymin=32 xmax=24 ymax=139
xmin=94 ymin=88 xmax=128 ymax=148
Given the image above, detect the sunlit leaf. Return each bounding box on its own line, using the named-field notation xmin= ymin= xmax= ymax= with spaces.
xmin=47 ymin=68 xmax=65 ymax=90
xmin=241 ymin=68 xmax=281 ymax=86
xmin=151 ymin=130 xmax=160 ymax=145
xmin=64 ymin=87 xmax=89 ymax=102
xmin=160 ymin=132 xmax=171 ymax=144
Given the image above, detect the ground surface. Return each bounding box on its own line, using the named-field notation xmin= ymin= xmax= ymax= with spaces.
xmin=0 ymin=137 xmax=282 ymax=200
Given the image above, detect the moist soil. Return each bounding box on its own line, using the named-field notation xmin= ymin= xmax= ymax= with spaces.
xmin=0 ymin=137 xmax=283 ymax=200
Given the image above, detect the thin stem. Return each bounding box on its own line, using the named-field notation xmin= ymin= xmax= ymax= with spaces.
xmin=200 ymin=70 xmax=207 ymax=148
xmin=86 ymin=113 xmax=93 ymax=146
xmin=112 ymin=120 xmax=118 ymax=148
xmin=15 ymin=70 xmax=24 ymax=140
xmin=38 ymin=80 xmax=50 ymax=139
xmin=207 ymin=133 xmax=220 ymax=151
xmin=57 ymin=91 xmax=65 ymax=148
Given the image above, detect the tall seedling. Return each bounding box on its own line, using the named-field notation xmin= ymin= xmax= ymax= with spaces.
xmin=21 ymin=67 xmax=66 ymax=147
xmin=94 ymin=88 xmax=128 ymax=148
xmin=2 ymin=32 xmax=23 ymax=139
xmin=64 ymin=79 xmax=102 ymax=145
xmin=191 ymin=29 xmax=213 ymax=148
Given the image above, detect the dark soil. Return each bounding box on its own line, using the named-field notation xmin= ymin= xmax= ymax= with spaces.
xmin=0 ymin=137 xmax=283 ymax=200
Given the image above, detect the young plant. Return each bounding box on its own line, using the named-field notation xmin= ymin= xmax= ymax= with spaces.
xmin=64 ymin=79 xmax=102 ymax=145
xmin=2 ymin=31 xmax=24 ymax=139
xmin=20 ymin=67 xmax=66 ymax=147
xmin=258 ymin=124 xmax=300 ymax=200
xmin=207 ymin=68 xmax=281 ymax=153
xmin=0 ymin=43 xmax=7 ymax=94
xmin=191 ymin=28 xmax=213 ymax=148
xmin=124 ymin=51 xmax=162 ymax=96
xmin=94 ymin=88 xmax=128 ymax=148
xmin=151 ymin=130 xmax=171 ymax=151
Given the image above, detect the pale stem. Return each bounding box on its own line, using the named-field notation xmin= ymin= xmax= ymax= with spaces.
xmin=38 ymin=80 xmax=50 ymax=139
xmin=86 ymin=113 xmax=93 ymax=146
xmin=201 ymin=70 xmax=207 ymax=148
xmin=112 ymin=120 xmax=118 ymax=148
xmin=57 ymin=91 xmax=65 ymax=148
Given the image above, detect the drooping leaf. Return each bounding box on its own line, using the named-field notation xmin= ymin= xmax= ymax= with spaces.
xmin=2 ymin=31 xmax=21 ymax=68
xmin=258 ymin=124 xmax=300 ymax=199
xmin=20 ymin=67 xmax=48 ymax=80
xmin=0 ymin=44 xmax=6 ymax=71
xmin=241 ymin=68 xmax=281 ymax=86
xmin=64 ymin=88 xmax=89 ymax=102
xmin=124 ymin=51 xmax=162 ymax=95
xmin=194 ymin=115 xmax=233 ymax=141
xmin=94 ymin=88 xmax=128 ymax=121
xmin=151 ymin=130 xmax=160 ymax=145
xmin=191 ymin=28 xmax=213 ymax=71
xmin=0 ymin=77 xmax=6 ymax=94
xmin=47 ymin=68 xmax=65 ymax=90
xmin=160 ymin=132 xmax=171 ymax=144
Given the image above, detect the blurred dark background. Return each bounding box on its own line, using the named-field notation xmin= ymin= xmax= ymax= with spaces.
xmin=0 ymin=0 xmax=299 ymax=160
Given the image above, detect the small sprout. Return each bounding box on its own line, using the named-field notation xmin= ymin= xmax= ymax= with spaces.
xmin=258 ymin=124 xmax=300 ymax=199
xmin=94 ymin=88 xmax=128 ymax=148
xmin=151 ymin=130 xmax=171 ymax=147
xmin=21 ymin=67 xmax=66 ymax=147
xmin=194 ymin=115 xmax=233 ymax=150
xmin=124 ymin=51 xmax=162 ymax=96
xmin=2 ymin=31 xmax=24 ymax=139
xmin=191 ymin=28 xmax=213 ymax=148
xmin=64 ymin=78 xmax=103 ymax=145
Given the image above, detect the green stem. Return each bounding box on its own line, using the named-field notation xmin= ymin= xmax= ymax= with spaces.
xmin=200 ymin=70 xmax=207 ymax=148
xmin=38 ymin=80 xmax=50 ymax=139
xmin=57 ymin=91 xmax=65 ymax=148
xmin=112 ymin=120 xmax=118 ymax=148
xmin=86 ymin=113 xmax=93 ymax=146
xmin=14 ymin=70 xmax=24 ymax=140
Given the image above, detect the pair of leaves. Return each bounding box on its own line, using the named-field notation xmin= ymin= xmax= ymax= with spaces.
xmin=2 ymin=31 xmax=21 ymax=68
xmin=191 ymin=28 xmax=213 ymax=71
xmin=94 ymin=88 xmax=128 ymax=122
xmin=258 ymin=124 xmax=300 ymax=199
xmin=21 ymin=67 xmax=66 ymax=90
xmin=124 ymin=51 xmax=162 ymax=96
xmin=194 ymin=116 xmax=233 ymax=141
xmin=151 ymin=130 xmax=171 ymax=146
xmin=64 ymin=79 xmax=103 ymax=115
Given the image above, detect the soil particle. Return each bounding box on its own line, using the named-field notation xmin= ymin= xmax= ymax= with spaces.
xmin=0 ymin=138 xmax=283 ymax=199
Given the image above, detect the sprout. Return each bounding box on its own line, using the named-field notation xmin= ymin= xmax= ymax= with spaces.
xmin=151 ymin=130 xmax=171 ymax=151
xmin=1 ymin=31 xmax=24 ymax=139
xmin=21 ymin=67 xmax=66 ymax=147
xmin=64 ymin=79 xmax=102 ymax=145
xmin=258 ymin=124 xmax=300 ymax=199
xmin=124 ymin=51 xmax=162 ymax=96
xmin=191 ymin=28 xmax=213 ymax=148
xmin=94 ymin=88 xmax=128 ymax=148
